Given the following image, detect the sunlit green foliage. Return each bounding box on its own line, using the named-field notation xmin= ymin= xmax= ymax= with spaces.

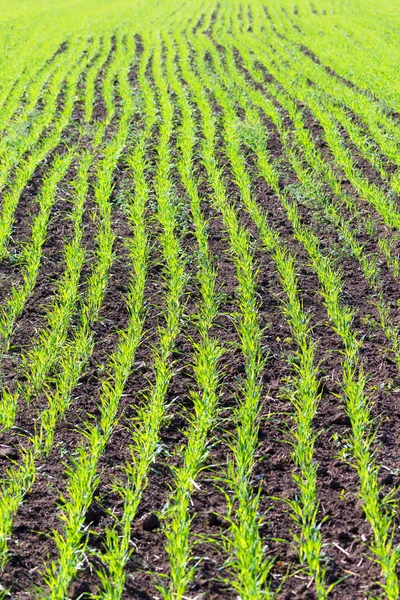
xmin=0 ymin=0 xmax=399 ymax=598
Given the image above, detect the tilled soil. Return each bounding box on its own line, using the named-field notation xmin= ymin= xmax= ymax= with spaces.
xmin=2 ymin=165 xmax=400 ymax=599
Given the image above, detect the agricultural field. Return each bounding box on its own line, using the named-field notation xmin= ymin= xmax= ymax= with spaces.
xmin=1 ymin=0 xmax=400 ymax=598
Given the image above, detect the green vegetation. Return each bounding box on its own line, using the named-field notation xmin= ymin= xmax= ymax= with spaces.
xmin=0 ymin=0 xmax=400 ymax=598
